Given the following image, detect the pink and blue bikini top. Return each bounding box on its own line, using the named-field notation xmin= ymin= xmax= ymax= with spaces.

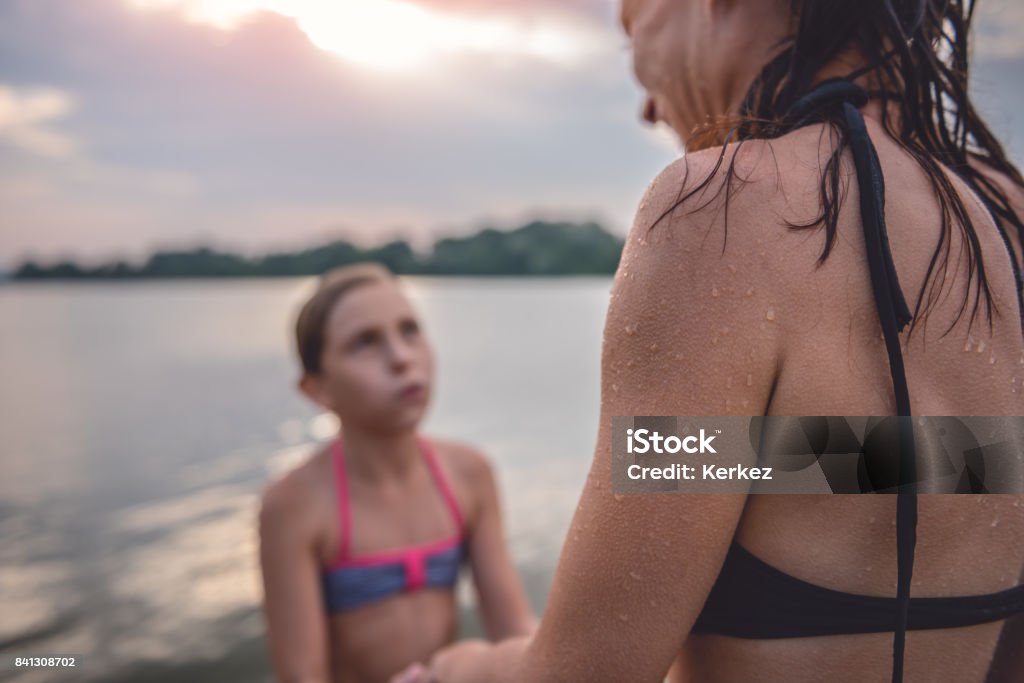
xmin=321 ymin=436 xmax=466 ymax=613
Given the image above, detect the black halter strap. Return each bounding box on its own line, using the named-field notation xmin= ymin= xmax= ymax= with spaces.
xmin=783 ymin=79 xmax=919 ymax=683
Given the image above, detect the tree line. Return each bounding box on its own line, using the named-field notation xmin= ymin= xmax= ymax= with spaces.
xmin=11 ymin=220 xmax=624 ymax=280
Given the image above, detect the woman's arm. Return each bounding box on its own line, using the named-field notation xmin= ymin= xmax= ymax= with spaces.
xmin=427 ymin=150 xmax=787 ymax=682
xmin=258 ymin=474 xmax=332 ymax=683
xmin=985 ymin=612 xmax=1024 ymax=683
xmin=461 ymin=447 xmax=537 ymax=639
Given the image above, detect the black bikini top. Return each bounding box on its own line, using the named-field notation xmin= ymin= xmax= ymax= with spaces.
xmin=690 ymin=79 xmax=1024 ymax=683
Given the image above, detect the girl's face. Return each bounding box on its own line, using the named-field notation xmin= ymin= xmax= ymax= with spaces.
xmin=307 ymin=279 xmax=434 ymax=434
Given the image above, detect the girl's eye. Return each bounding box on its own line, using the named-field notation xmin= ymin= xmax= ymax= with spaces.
xmin=400 ymin=320 xmax=420 ymax=337
xmin=351 ymin=331 xmax=378 ymax=349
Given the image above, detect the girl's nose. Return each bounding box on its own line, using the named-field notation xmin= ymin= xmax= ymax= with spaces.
xmin=387 ymin=335 xmax=414 ymax=370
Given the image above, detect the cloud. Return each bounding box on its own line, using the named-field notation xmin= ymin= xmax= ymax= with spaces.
xmin=0 ymin=0 xmax=1020 ymax=268
xmin=974 ymin=0 xmax=1024 ymax=61
xmin=123 ymin=0 xmax=615 ymax=71
xmin=0 ymin=85 xmax=78 ymax=157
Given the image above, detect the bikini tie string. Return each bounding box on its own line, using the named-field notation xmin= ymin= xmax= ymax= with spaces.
xmin=783 ymin=78 xmax=918 ymax=683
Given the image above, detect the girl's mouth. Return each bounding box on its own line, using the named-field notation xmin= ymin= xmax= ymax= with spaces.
xmin=398 ymin=382 xmax=426 ymax=401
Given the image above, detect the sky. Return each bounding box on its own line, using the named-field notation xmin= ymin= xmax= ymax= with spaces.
xmin=1 ymin=0 xmax=1023 ymax=268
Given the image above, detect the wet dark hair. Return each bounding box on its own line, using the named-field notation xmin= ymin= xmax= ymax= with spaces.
xmin=651 ymin=0 xmax=1024 ymax=339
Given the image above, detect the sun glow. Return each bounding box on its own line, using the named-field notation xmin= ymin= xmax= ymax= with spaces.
xmin=126 ymin=0 xmax=591 ymax=71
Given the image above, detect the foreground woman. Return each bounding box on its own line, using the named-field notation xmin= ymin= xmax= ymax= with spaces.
xmin=396 ymin=0 xmax=1024 ymax=681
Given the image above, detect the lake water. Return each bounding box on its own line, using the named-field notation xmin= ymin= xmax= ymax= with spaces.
xmin=0 ymin=277 xmax=612 ymax=682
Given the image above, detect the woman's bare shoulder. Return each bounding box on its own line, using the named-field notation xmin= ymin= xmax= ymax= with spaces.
xmin=638 ymin=125 xmax=830 ymax=239
xmin=966 ymin=153 xmax=1024 ymax=261
xmin=629 ymin=131 xmax=827 ymax=318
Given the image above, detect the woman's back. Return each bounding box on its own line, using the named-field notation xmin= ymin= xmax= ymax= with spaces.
xmin=672 ymin=108 xmax=1024 ymax=682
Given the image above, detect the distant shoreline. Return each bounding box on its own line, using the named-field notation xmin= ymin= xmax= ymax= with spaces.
xmin=9 ymin=220 xmax=625 ymax=282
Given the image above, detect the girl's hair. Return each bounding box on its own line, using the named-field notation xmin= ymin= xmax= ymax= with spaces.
xmin=652 ymin=0 xmax=1024 ymax=339
xmin=294 ymin=262 xmax=394 ymax=375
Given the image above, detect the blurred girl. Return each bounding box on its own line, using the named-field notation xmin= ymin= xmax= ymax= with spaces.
xmin=258 ymin=263 xmax=534 ymax=683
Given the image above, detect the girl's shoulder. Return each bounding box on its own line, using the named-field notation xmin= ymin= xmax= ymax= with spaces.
xmin=258 ymin=443 xmax=335 ymax=541
xmin=423 ymin=436 xmax=497 ymax=525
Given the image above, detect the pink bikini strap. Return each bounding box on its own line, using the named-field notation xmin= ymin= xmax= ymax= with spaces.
xmin=419 ymin=436 xmax=465 ymax=533
xmin=331 ymin=437 xmax=352 ymax=561
xmin=331 ymin=435 xmax=464 ymax=566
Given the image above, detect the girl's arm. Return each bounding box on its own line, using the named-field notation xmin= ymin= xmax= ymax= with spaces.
xmin=426 ymin=151 xmax=786 ymax=682
xmin=461 ymin=447 xmax=537 ymax=639
xmin=258 ymin=474 xmax=332 ymax=683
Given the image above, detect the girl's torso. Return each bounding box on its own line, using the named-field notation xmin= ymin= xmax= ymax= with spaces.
xmin=302 ymin=437 xmax=471 ymax=683
xmin=674 ymin=113 xmax=1024 ymax=682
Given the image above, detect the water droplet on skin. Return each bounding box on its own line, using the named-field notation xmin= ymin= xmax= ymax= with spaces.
xmin=611 ymin=383 xmax=619 ymax=393
xmin=989 ymin=353 xmax=996 ymax=365
xmin=765 ymin=307 xmax=776 ymax=321
xmin=963 ymin=337 xmax=973 ymax=352
xmin=741 ymin=399 xmax=750 ymax=408
xmin=991 ymin=519 xmax=1001 ymax=528
xmin=625 ymin=323 xmax=639 ymax=335
xmin=746 ymin=373 xmax=753 ymax=387
xmin=673 ymin=352 xmax=684 ymax=361
xmin=977 ymin=339 xmax=986 ymax=353
xmin=865 ymin=566 xmax=873 ymax=573
xmin=745 ymin=286 xmax=754 ymax=297
xmin=728 ymin=264 xmax=737 ymax=274
xmin=711 ymin=336 xmax=719 ymax=345
xmin=626 ymin=359 xmax=635 ymax=368
xmin=614 ymin=493 xmax=624 ymax=502
xmin=629 ymin=571 xmax=643 ymax=580
xmin=649 ymin=342 xmax=658 ymax=352
xmin=617 ymin=613 xmax=630 ymax=622
xmin=711 ymin=285 xmax=720 ymax=297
